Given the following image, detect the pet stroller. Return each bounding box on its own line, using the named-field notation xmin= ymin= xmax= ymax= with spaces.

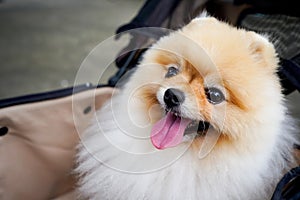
xmin=1 ymin=0 xmax=300 ymax=199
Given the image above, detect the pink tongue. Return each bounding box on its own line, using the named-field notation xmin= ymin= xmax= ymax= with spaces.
xmin=150 ymin=112 xmax=192 ymax=149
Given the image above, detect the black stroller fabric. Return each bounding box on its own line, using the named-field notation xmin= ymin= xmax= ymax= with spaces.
xmin=271 ymin=166 xmax=300 ymax=200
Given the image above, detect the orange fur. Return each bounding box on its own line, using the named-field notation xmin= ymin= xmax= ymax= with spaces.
xmin=136 ymin=16 xmax=282 ymax=150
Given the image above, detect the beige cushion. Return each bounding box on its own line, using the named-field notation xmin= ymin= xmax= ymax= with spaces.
xmin=0 ymin=87 xmax=114 ymax=200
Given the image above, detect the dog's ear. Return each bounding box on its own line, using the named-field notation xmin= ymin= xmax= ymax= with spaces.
xmin=196 ymin=10 xmax=209 ymax=18
xmin=247 ymin=32 xmax=278 ymax=69
xmin=192 ymin=10 xmax=214 ymax=22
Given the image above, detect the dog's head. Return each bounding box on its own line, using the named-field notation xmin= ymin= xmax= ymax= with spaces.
xmin=125 ymin=15 xmax=283 ymax=150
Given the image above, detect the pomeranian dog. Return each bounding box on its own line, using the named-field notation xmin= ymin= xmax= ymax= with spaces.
xmin=76 ymin=14 xmax=297 ymax=200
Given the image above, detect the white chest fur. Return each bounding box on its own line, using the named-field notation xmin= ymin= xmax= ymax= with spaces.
xmin=76 ymin=95 xmax=295 ymax=200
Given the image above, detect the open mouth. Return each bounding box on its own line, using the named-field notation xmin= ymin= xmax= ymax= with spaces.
xmin=150 ymin=111 xmax=210 ymax=150
xmin=184 ymin=119 xmax=210 ymax=137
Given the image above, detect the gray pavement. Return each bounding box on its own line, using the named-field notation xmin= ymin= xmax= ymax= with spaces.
xmin=0 ymin=0 xmax=143 ymax=98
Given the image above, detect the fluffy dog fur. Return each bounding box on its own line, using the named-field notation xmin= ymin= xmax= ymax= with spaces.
xmin=76 ymin=15 xmax=297 ymax=200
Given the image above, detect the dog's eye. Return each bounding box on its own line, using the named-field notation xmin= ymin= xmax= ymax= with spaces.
xmin=165 ymin=66 xmax=179 ymax=78
xmin=205 ymin=87 xmax=225 ymax=104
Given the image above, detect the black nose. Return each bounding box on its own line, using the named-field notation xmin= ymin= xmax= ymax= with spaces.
xmin=164 ymin=88 xmax=185 ymax=109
